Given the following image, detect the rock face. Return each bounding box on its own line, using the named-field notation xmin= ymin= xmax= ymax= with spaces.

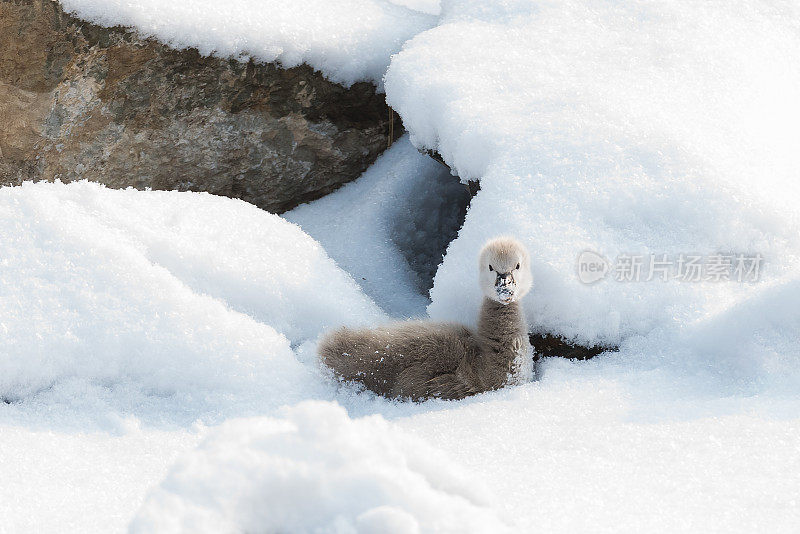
xmin=0 ymin=0 xmax=400 ymax=212
xmin=529 ymin=333 xmax=613 ymax=361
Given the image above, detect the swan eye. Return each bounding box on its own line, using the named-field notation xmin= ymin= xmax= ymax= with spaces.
xmin=516 ymin=263 xmax=520 ymax=270
xmin=488 ymin=265 xmax=493 ymax=272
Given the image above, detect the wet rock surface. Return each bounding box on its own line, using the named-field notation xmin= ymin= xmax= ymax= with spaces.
xmin=0 ymin=0 xmax=400 ymax=212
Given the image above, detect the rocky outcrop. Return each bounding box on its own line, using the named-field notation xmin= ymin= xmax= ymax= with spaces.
xmin=0 ymin=0 xmax=400 ymax=212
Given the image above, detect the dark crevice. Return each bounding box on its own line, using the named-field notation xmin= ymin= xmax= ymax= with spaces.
xmin=530 ymin=333 xmax=617 ymax=361
xmin=390 ymin=163 xmax=471 ymax=294
xmin=422 ymin=149 xmax=480 ymax=198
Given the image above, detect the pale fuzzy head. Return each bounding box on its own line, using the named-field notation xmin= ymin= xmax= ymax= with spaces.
xmin=478 ymin=237 xmax=532 ymax=304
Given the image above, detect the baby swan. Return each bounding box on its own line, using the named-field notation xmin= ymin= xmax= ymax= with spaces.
xmin=318 ymin=237 xmax=533 ymax=401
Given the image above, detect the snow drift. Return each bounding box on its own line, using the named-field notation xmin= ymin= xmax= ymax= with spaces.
xmin=385 ymin=0 xmax=800 ymax=348
xmin=0 ymin=181 xmax=383 ymax=419
xmin=131 ymin=401 xmax=508 ymax=533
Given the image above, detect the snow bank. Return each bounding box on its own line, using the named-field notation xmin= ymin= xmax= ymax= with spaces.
xmin=0 ymin=425 xmax=198 ymax=533
xmin=287 ymin=135 xmax=468 ymax=318
xmin=0 ymin=181 xmax=382 ymax=419
xmin=385 ymin=0 xmax=800 ymax=346
xmin=131 ymin=401 xmax=508 ymax=533
xmin=58 ymin=0 xmax=437 ymax=87
xmin=399 ymin=377 xmax=800 ymax=533
xmin=645 ymin=273 xmax=800 ymax=398
xmin=390 ymin=276 xmax=800 ymax=530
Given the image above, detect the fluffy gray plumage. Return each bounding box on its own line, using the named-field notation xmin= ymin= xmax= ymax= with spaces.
xmin=318 ymin=237 xmax=533 ymax=401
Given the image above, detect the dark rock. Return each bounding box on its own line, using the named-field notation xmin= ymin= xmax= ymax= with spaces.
xmin=0 ymin=0 xmax=401 ymax=212
xmin=530 ymin=333 xmax=616 ymax=361
xmin=421 ymin=149 xmax=480 ymax=197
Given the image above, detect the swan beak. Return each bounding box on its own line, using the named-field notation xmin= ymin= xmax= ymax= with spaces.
xmin=495 ymin=273 xmax=516 ymax=304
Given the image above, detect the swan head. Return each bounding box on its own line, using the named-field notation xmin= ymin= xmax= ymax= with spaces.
xmin=478 ymin=237 xmax=532 ymax=305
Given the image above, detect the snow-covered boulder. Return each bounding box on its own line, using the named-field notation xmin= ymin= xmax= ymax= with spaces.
xmin=0 ymin=0 xmax=434 ymax=211
xmin=58 ymin=0 xmax=436 ymax=88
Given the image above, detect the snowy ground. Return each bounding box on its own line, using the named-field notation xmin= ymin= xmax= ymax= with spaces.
xmin=3 ymin=0 xmax=800 ymax=532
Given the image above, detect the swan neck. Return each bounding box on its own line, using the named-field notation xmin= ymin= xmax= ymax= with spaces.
xmin=477 ymin=297 xmax=527 ymax=345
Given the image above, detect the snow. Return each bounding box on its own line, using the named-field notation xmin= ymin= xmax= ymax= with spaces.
xmin=58 ymin=0 xmax=437 ymax=87
xmin=131 ymin=401 xmax=508 ymax=534
xmin=376 ymin=2 xmax=800 ymax=527
xmin=3 ymin=178 xmax=800 ymax=532
xmin=287 ymin=135 xmax=468 ymax=318
xmin=0 ymin=181 xmax=383 ymax=531
xmin=397 ymin=381 xmax=800 ymax=533
xmin=385 ymin=0 xmax=800 ymax=347
xmin=5 ymin=0 xmax=800 ymax=531
xmin=0 ymin=425 xmax=198 ymax=533
xmin=0 ymin=181 xmax=382 ymax=416
xmin=388 ymin=0 xmax=441 ymax=16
